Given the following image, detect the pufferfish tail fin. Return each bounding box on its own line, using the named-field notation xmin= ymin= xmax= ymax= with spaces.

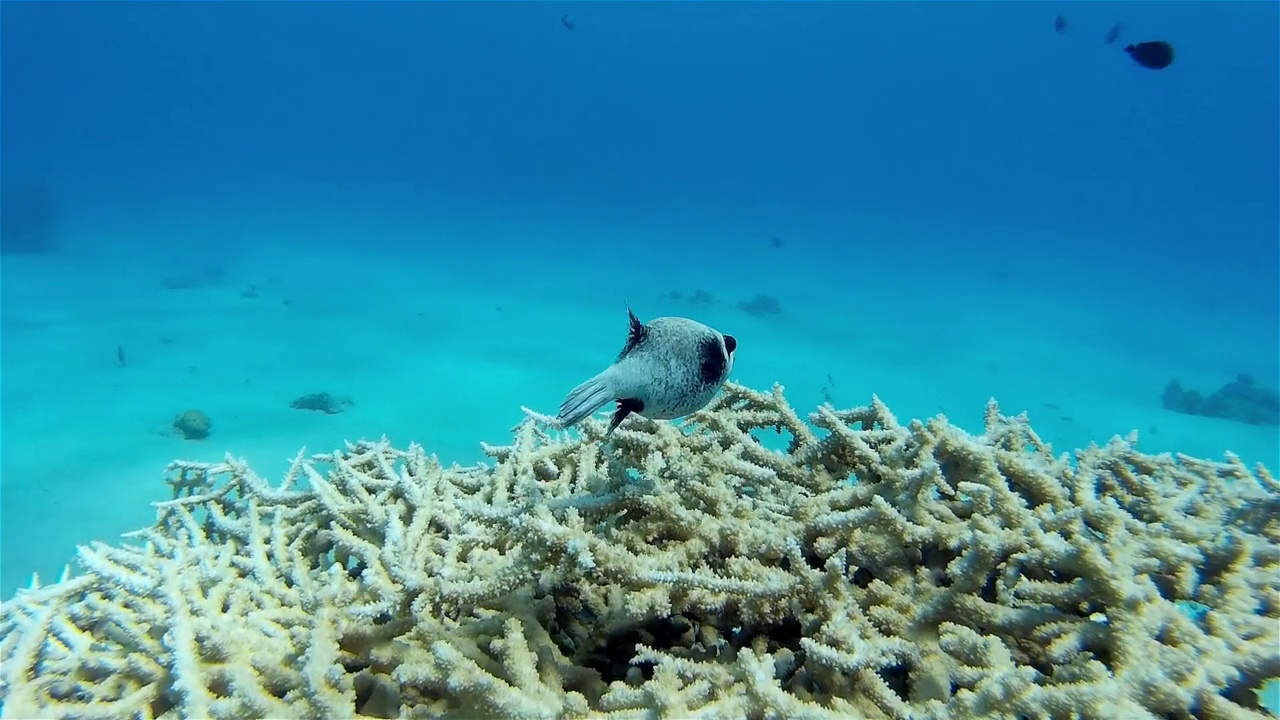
xmin=556 ymin=369 xmax=616 ymax=429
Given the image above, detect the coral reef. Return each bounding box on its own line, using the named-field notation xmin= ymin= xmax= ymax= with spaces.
xmin=3 ymin=383 xmax=1278 ymax=719
xmin=1163 ymin=374 xmax=1280 ymax=427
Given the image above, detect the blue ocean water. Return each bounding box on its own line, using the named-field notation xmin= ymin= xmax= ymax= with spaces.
xmin=0 ymin=0 xmax=1276 ymax=615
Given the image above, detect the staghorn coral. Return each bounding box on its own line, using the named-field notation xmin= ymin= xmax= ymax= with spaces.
xmin=2 ymin=382 xmax=1278 ymax=719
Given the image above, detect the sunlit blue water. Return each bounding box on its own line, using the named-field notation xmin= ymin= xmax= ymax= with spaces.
xmin=1 ymin=0 xmax=1275 ymax=674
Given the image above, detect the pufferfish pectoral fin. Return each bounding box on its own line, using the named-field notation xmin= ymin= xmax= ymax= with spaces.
xmin=607 ymin=397 xmax=645 ymax=435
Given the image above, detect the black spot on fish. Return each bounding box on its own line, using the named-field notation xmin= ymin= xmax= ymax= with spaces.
xmin=618 ymin=307 xmax=648 ymax=360
xmin=723 ymin=335 xmax=737 ymax=356
xmin=1054 ymin=14 xmax=1067 ymax=33
xmin=698 ymin=336 xmax=728 ymax=385
xmin=1125 ymin=41 xmax=1174 ymax=70
xmin=609 ymin=397 xmax=643 ymax=433
xmin=1104 ymin=23 xmax=1122 ymax=44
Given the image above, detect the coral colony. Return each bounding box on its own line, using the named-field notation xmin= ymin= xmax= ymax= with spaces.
xmin=2 ymin=383 xmax=1277 ymax=718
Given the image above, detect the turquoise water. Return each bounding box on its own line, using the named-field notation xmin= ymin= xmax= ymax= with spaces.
xmin=3 ymin=0 xmax=1275 ymax=598
xmin=1 ymin=0 xmax=1276 ymax=697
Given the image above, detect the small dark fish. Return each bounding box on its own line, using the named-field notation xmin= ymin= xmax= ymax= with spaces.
xmin=1125 ymin=41 xmax=1174 ymax=70
xmin=769 ymin=236 xmax=784 ymax=249
xmin=1054 ymin=14 xmax=1067 ymax=33
xmin=560 ymin=14 xmax=575 ymax=31
xmin=1103 ymin=23 xmax=1122 ymax=44
xmin=116 ymin=346 xmax=127 ymax=368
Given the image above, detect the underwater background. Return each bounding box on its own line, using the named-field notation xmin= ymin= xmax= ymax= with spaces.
xmin=0 ymin=0 xmax=1276 ymax=604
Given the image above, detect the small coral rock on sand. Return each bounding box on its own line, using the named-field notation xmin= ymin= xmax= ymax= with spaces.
xmin=171 ymin=409 xmax=211 ymax=440
xmin=289 ymin=392 xmax=355 ymax=415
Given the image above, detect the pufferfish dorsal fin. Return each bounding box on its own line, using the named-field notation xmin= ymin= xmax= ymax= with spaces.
xmin=617 ymin=305 xmax=648 ymax=360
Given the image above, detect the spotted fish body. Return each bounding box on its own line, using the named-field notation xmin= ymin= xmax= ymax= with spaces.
xmin=557 ymin=308 xmax=737 ymax=435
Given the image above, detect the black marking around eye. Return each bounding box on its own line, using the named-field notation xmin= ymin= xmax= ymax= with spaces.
xmin=618 ymin=307 xmax=648 ymax=359
xmin=698 ymin=336 xmax=727 ymax=385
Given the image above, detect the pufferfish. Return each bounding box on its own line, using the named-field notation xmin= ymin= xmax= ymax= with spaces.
xmin=556 ymin=307 xmax=737 ymax=435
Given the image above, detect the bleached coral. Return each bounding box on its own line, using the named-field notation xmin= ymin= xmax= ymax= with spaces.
xmin=2 ymin=382 xmax=1278 ymax=719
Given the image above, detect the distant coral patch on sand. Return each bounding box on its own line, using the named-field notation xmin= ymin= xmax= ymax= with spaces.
xmin=1163 ymin=374 xmax=1279 ymax=427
